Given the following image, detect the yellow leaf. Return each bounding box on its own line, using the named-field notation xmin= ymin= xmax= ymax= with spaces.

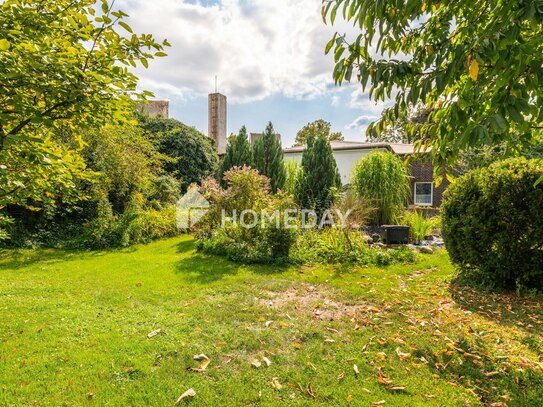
xmin=0 ymin=39 xmax=10 ymax=51
xmin=469 ymin=59 xmax=479 ymax=81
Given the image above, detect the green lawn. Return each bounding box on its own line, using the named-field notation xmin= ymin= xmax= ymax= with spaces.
xmin=1 ymin=236 xmax=542 ymax=406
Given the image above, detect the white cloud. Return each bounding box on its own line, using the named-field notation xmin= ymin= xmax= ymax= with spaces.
xmin=347 ymin=115 xmax=379 ymax=130
xmin=119 ymin=0 xmax=358 ymax=103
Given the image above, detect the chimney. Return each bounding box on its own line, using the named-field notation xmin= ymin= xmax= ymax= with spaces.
xmin=208 ymin=93 xmax=227 ymax=154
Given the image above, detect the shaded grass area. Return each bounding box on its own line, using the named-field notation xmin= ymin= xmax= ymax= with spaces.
xmin=0 ymin=236 xmax=542 ymax=406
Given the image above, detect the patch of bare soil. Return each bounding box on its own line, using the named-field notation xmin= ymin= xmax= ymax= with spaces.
xmin=258 ymin=284 xmax=370 ymax=322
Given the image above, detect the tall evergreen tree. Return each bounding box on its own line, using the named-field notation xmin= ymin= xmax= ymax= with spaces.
xmin=252 ymin=122 xmax=286 ymax=192
xmin=295 ymin=136 xmax=341 ymax=217
xmin=219 ymin=126 xmax=252 ymax=184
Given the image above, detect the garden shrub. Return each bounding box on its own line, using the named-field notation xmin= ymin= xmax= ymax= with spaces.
xmin=196 ymin=167 xmax=296 ymax=263
xmin=442 ymin=157 xmax=543 ymax=289
xmin=402 ymin=210 xmax=440 ymax=243
xmin=351 ymin=151 xmax=410 ymax=225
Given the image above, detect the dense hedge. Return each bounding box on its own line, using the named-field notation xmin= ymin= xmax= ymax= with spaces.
xmin=442 ymin=158 xmax=543 ymax=289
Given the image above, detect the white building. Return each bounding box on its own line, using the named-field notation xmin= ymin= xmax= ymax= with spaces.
xmin=283 ymin=141 xmax=415 ymax=185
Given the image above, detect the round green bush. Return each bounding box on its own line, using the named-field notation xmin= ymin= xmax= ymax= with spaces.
xmin=442 ymin=158 xmax=543 ymax=289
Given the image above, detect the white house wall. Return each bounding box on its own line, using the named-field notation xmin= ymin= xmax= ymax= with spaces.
xmin=283 ymin=147 xmax=388 ymax=185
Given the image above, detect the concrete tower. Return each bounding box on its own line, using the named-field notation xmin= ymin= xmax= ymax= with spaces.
xmin=208 ymin=93 xmax=227 ymax=154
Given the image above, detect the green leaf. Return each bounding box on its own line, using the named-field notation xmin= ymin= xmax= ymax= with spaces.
xmin=118 ymin=21 xmax=133 ymax=33
xmin=325 ymin=33 xmax=337 ymax=55
xmin=0 ymin=39 xmax=10 ymax=51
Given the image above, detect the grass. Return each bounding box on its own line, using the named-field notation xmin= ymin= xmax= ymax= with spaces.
xmin=1 ymin=236 xmax=542 ymax=406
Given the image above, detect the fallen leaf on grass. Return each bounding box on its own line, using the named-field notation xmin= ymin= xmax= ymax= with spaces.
xmin=337 ymin=371 xmax=345 ymax=381
xmin=192 ymin=359 xmax=210 ymax=372
xmin=485 ymin=371 xmax=500 ymax=377
xmin=376 ymin=352 xmax=387 ymax=360
xmin=265 ymin=321 xmax=274 ymax=328
xmin=353 ymin=364 xmax=359 ymax=376
xmin=324 ymin=339 xmax=335 ymax=344
xmin=271 ymin=377 xmax=282 ymax=390
xmin=147 ymin=329 xmax=161 ymax=339
xmin=193 ymin=354 xmax=209 ymax=361
xmin=371 ymin=401 xmax=386 ymax=406
xmin=307 ymin=384 xmax=315 ymax=399
xmin=377 ymin=368 xmax=392 ymax=385
xmin=262 ymin=356 xmax=272 ymax=367
xmin=395 ymin=348 xmax=411 ymax=360
xmin=306 ymin=362 xmax=316 ymax=370
xmin=251 ymin=359 xmax=262 ymax=368
xmin=387 ymin=385 xmax=406 ymax=391
xmin=292 ymin=343 xmax=302 ymax=349
xmin=176 ymin=388 xmax=196 ymax=403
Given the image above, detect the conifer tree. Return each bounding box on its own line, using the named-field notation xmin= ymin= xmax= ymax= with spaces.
xmin=219 ymin=126 xmax=252 ymax=184
xmin=295 ymin=136 xmax=341 ymax=217
xmin=252 ymin=122 xmax=286 ymax=192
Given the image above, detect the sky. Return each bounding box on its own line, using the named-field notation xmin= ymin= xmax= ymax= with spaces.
xmin=119 ymin=0 xmax=393 ymax=147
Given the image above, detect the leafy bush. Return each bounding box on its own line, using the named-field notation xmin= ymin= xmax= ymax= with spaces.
xmin=402 ymin=210 xmax=440 ymax=244
xmin=351 ymin=151 xmax=410 ymax=225
xmin=291 ymin=228 xmax=371 ymax=264
xmin=442 ymin=158 xmax=543 ymax=289
xmin=290 ymin=227 xmax=417 ymax=266
xmin=196 ymin=167 xmax=296 ymax=263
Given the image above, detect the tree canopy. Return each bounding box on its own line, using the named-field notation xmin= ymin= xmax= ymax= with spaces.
xmin=138 ymin=115 xmax=219 ymax=192
xmin=219 ymin=126 xmax=253 ymax=183
xmin=295 ymin=136 xmax=341 ymax=216
xmin=294 ymin=119 xmax=343 ymax=147
xmin=323 ymin=0 xmax=543 ymax=167
xmin=253 ymin=122 xmax=286 ymax=192
xmin=0 ymin=0 xmax=167 ymax=210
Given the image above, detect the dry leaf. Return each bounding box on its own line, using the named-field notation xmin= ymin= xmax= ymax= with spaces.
xmin=193 ymin=354 xmax=209 ymax=361
xmin=265 ymin=321 xmax=273 ymax=328
xmin=176 ymin=388 xmax=196 ymax=403
xmin=292 ymin=343 xmax=302 ymax=349
xmin=306 ymin=362 xmax=316 ymax=370
xmin=376 ymin=352 xmax=387 ymax=360
xmin=395 ymin=348 xmax=411 ymax=360
xmin=485 ymin=371 xmax=500 ymax=377
xmin=262 ymin=356 xmax=272 ymax=367
xmin=337 ymin=371 xmax=345 ymax=381
xmin=147 ymin=329 xmax=161 ymax=339
xmin=192 ymin=359 xmax=210 ymax=372
xmin=377 ymin=368 xmax=392 ymax=385
xmin=371 ymin=401 xmax=386 ymax=406
xmin=271 ymin=377 xmax=282 ymax=390
xmin=324 ymin=338 xmax=335 ymax=344
xmin=353 ymin=364 xmax=359 ymax=376
xmin=388 ymin=385 xmax=406 ymax=391
xmin=251 ymin=359 xmax=262 ymax=368
xmin=307 ymin=384 xmax=315 ymax=399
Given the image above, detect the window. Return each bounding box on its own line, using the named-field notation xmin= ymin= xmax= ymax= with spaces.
xmin=414 ymin=182 xmax=433 ymax=206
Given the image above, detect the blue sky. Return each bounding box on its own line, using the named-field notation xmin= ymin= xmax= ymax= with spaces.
xmin=121 ymin=0 xmax=391 ymax=146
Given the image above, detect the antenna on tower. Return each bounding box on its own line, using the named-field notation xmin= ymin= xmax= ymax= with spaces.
xmin=215 ymin=75 xmax=218 ymax=93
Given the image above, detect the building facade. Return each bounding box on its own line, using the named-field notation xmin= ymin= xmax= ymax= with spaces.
xmin=283 ymin=141 xmax=449 ymax=208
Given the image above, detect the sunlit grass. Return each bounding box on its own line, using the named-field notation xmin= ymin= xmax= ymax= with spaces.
xmin=0 ymin=236 xmax=542 ymax=405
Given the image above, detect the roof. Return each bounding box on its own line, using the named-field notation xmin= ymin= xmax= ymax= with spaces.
xmin=283 ymin=140 xmax=418 ymax=155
